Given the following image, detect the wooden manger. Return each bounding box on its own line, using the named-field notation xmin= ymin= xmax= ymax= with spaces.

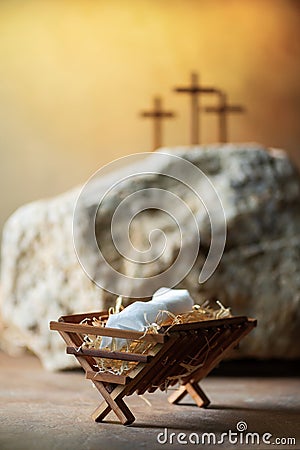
xmin=50 ymin=311 xmax=256 ymax=425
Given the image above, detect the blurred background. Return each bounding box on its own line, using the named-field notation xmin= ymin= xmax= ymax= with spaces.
xmin=0 ymin=0 xmax=300 ymax=235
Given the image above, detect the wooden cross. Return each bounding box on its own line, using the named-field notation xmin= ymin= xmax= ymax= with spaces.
xmin=205 ymin=91 xmax=245 ymax=143
xmin=140 ymin=96 xmax=175 ymax=151
xmin=174 ymin=72 xmax=216 ymax=145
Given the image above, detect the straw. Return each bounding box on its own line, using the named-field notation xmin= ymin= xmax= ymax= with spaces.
xmin=81 ymin=298 xmax=231 ymax=376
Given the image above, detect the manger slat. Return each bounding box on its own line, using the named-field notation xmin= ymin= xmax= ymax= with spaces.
xmin=136 ymin=333 xmax=185 ymax=395
xmin=182 ymin=320 xmax=257 ymax=384
xmin=161 ymin=327 xmax=224 ymax=390
xmin=66 ymin=346 xmax=152 ymax=363
xmin=167 ymin=320 xmax=257 ymax=405
xmin=167 ymin=328 xmax=224 ymax=387
xmin=181 ymin=326 xmax=243 ymax=384
xmin=124 ymin=336 xmax=178 ymax=396
xmin=166 ymin=318 xmax=256 ymax=386
xmin=59 ymin=311 xmax=108 ymax=323
xmin=86 ymin=371 xmax=128 ymax=385
xmin=50 ymin=321 xmax=166 ymax=343
xmin=145 ymin=333 xmax=192 ymax=393
xmin=163 ymin=316 xmax=248 ymax=333
xmin=156 ymin=333 xmax=196 ymax=391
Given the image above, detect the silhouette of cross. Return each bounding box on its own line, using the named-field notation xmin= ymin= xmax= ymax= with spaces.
xmin=205 ymin=91 xmax=245 ymax=143
xmin=140 ymin=97 xmax=175 ymax=151
xmin=174 ymin=72 xmax=216 ymax=145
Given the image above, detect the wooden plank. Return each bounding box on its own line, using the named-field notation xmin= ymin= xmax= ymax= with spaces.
xmin=168 ymin=384 xmax=187 ymax=404
xmin=124 ymin=335 xmax=178 ymax=396
xmin=156 ymin=334 xmax=196 ymax=391
xmin=166 ymin=319 xmax=256 ymax=387
xmin=136 ymin=334 xmax=185 ymax=395
xmin=92 ymin=400 xmax=112 ymax=423
xmin=91 ymin=384 xmax=129 ymax=422
xmin=185 ymin=382 xmax=210 ymax=407
xmin=86 ymin=370 xmax=128 ymax=385
xmin=59 ymin=311 xmax=108 ymax=323
xmin=166 ymin=328 xmax=224 ymax=387
xmin=67 ymin=346 xmax=152 ymax=363
xmin=143 ymin=333 xmax=192 ymax=394
xmin=91 ymin=385 xmax=135 ymax=424
xmin=163 ymin=316 xmax=249 ymax=333
xmin=50 ymin=321 xmax=166 ymax=343
xmin=93 ymin=380 xmax=135 ymax=425
xmin=168 ymin=320 xmax=256 ymax=406
xmin=182 ymin=320 xmax=257 ymax=384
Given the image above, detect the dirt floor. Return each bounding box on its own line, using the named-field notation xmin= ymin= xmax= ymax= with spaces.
xmin=0 ymin=352 xmax=299 ymax=450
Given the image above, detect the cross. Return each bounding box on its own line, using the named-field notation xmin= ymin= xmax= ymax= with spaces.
xmin=174 ymin=72 xmax=216 ymax=145
xmin=140 ymin=96 xmax=175 ymax=151
xmin=205 ymin=91 xmax=245 ymax=143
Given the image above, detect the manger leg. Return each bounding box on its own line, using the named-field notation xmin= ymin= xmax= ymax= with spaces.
xmin=168 ymin=382 xmax=210 ymax=408
xmin=168 ymin=385 xmax=188 ymax=405
xmin=115 ymin=397 xmax=135 ymax=425
xmin=92 ymin=400 xmax=111 ymax=423
xmin=185 ymin=382 xmax=210 ymax=407
xmin=92 ymin=397 xmax=135 ymax=425
xmin=92 ymin=382 xmax=135 ymax=425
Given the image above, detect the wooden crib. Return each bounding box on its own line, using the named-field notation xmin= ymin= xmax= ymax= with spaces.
xmin=50 ymin=312 xmax=256 ymax=425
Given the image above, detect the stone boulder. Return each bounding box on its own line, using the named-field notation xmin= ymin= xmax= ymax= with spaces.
xmin=1 ymin=143 xmax=300 ymax=370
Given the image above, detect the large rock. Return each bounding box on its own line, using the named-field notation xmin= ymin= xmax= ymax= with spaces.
xmin=1 ymin=143 xmax=300 ymax=369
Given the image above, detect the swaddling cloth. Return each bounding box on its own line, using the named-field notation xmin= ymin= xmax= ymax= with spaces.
xmin=101 ymin=288 xmax=194 ymax=350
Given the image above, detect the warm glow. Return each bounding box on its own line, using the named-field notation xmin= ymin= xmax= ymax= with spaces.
xmin=0 ymin=0 xmax=299 ymax=231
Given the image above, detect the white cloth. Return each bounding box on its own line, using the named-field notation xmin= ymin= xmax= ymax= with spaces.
xmin=101 ymin=288 xmax=194 ymax=349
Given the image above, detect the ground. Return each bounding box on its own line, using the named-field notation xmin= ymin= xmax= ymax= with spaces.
xmin=0 ymin=352 xmax=299 ymax=450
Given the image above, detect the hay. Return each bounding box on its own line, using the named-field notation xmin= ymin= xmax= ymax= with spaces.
xmin=82 ymin=298 xmax=231 ymax=377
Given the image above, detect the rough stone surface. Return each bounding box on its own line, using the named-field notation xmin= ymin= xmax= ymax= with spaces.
xmin=1 ymin=143 xmax=300 ymax=369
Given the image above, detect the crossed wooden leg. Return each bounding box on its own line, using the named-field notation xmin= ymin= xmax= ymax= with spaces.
xmin=91 ymin=381 xmax=135 ymax=425
xmin=168 ymin=382 xmax=210 ymax=408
